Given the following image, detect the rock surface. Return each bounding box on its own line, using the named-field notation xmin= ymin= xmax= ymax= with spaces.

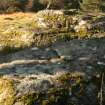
xmin=0 ymin=38 xmax=105 ymax=105
xmin=0 ymin=38 xmax=105 ymax=75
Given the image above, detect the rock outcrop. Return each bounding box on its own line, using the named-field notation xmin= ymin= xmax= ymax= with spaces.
xmin=0 ymin=38 xmax=105 ymax=105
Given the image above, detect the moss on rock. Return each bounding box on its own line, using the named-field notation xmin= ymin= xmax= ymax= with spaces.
xmin=0 ymin=72 xmax=104 ymax=105
xmin=14 ymin=72 xmax=86 ymax=105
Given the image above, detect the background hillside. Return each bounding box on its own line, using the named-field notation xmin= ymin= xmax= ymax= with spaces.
xmin=0 ymin=0 xmax=105 ymax=13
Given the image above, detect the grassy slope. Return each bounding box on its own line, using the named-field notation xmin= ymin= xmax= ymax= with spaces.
xmin=0 ymin=13 xmax=36 ymax=54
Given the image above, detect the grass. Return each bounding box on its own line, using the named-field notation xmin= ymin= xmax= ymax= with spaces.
xmin=0 ymin=78 xmax=15 ymax=105
xmin=0 ymin=12 xmax=36 ymax=54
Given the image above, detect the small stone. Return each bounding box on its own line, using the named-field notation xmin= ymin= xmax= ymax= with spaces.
xmin=97 ymin=61 xmax=105 ymax=65
xmin=78 ymin=57 xmax=90 ymax=61
xmin=31 ymin=47 xmax=38 ymax=50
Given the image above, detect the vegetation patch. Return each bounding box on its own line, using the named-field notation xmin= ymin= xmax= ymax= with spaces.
xmin=0 ymin=78 xmax=15 ymax=105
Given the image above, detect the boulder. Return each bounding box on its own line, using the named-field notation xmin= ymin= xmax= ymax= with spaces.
xmin=35 ymin=10 xmax=66 ymax=29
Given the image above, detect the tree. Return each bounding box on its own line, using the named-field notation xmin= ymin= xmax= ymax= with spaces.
xmin=39 ymin=0 xmax=64 ymax=9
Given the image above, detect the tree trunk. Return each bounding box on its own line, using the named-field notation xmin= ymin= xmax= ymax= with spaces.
xmin=46 ymin=1 xmax=51 ymax=9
